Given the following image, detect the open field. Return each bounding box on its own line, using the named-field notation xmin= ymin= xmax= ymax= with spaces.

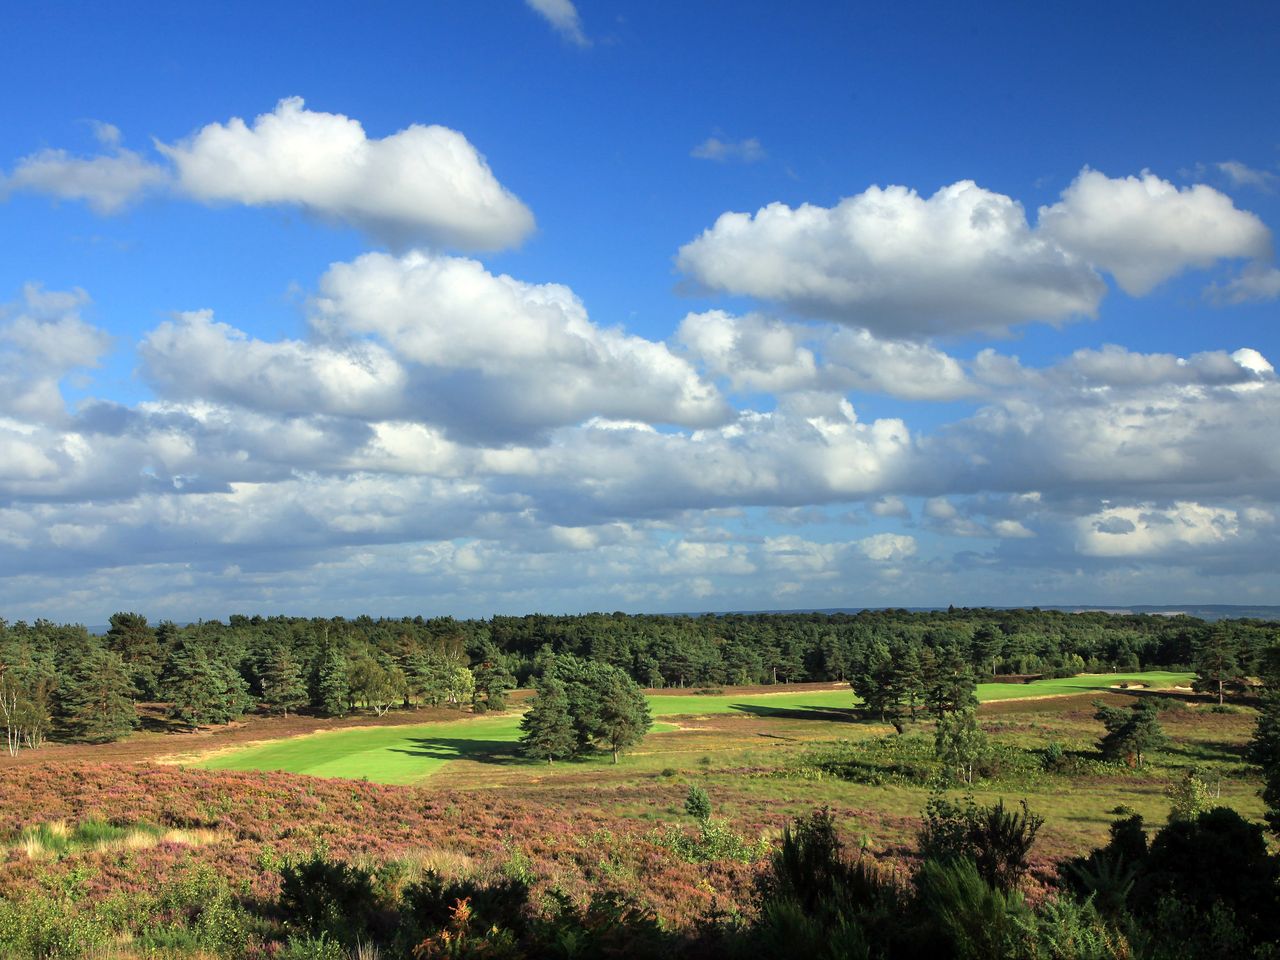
xmin=189 ymin=671 xmax=1193 ymax=785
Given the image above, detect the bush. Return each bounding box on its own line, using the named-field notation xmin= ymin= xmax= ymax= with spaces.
xmin=685 ymin=784 xmax=712 ymax=822
xmin=652 ymin=816 xmax=770 ymax=864
xmin=400 ymin=870 xmax=530 ymax=942
xmin=278 ymin=855 xmax=380 ymax=945
xmin=918 ymin=795 xmax=1044 ymax=892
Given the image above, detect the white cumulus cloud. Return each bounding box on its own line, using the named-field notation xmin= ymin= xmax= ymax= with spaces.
xmin=1038 ymin=169 xmax=1270 ymax=296
xmin=159 ymin=97 xmax=534 ymax=250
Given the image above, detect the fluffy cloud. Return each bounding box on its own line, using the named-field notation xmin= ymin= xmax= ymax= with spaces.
xmin=856 ymin=532 xmax=917 ymax=562
xmin=307 ymin=251 xmax=729 ymax=440
xmin=158 ymin=98 xmax=533 ymax=250
xmin=935 ymin=346 xmax=1280 ymax=500
xmin=678 ymin=169 xmax=1270 ymax=338
xmin=524 ymin=0 xmax=589 ymax=46
xmin=140 ymin=311 xmax=408 ymax=419
xmin=677 ymin=311 xmax=973 ymax=400
xmin=0 ymin=285 xmax=112 ymax=423
xmin=2 ymin=143 xmax=167 ymax=213
xmin=678 ymin=179 xmax=1102 ymax=337
xmin=1076 ymin=502 xmax=1243 ymax=557
xmin=1037 ymin=169 xmax=1271 ymax=295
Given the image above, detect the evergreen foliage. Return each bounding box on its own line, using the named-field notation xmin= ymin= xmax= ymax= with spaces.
xmin=1191 ymin=623 xmax=1246 ymax=705
xmin=518 ymin=677 xmax=576 ymax=763
xmin=58 ymin=648 xmax=137 ymax=743
xmin=259 ymin=644 xmax=308 ymax=716
xmin=1094 ymin=698 xmax=1168 ymax=767
xmin=104 ymin=612 xmax=162 ymax=700
xmin=313 ymin=642 xmax=350 ymax=718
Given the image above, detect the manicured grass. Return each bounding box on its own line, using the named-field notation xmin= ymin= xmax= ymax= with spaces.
xmin=648 ymin=671 xmax=1193 ymax=716
xmin=199 ymin=715 xmax=677 ymax=784
xmin=197 ymin=672 xmax=1189 ymax=784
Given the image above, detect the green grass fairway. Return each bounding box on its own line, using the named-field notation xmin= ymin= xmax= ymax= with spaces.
xmin=196 ymin=672 xmax=1189 ymax=784
xmin=199 ymin=715 xmax=677 ymax=785
xmin=648 ymin=671 xmax=1192 ymax=716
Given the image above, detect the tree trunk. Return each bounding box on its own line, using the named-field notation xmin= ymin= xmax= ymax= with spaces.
xmin=612 ymin=746 xmax=619 ymax=764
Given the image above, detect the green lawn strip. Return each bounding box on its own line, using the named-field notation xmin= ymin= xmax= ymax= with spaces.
xmin=648 ymin=671 xmax=1193 ymax=716
xmin=199 ymin=715 xmax=676 ymax=784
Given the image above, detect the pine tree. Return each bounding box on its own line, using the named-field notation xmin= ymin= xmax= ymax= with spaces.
xmin=596 ymin=670 xmax=652 ymax=763
xmin=1095 ymin=699 xmax=1168 ymax=768
xmin=925 ymin=647 xmax=978 ymax=720
xmin=472 ymin=646 xmax=516 ymax=712
xmin=105 ymin=612 xmax=162 ymax=699
xmin=970 ymin=623 xmax=1004 ymax=677
xmin=161 ymin=637 xmax=225 ymax=731
xmin=260 ymin=644 xmax=308 ymax=716
xmin=59 ymin=648 xmax=137 ymax=743
xmin=519 ymin=677 xmax=576 ymax=763
xmin=314 ymin=643 xmax=350 ymax=717
xmin=1192 ymin=624 xmax=1245 ymax=706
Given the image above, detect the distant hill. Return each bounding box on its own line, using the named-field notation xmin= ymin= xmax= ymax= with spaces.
xmin=682 ymin=604 xmax=1280 ymax=623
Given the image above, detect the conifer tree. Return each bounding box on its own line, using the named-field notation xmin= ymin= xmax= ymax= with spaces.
xmin=1095 ymin=699 xmax=1168 ymax=768
xmin=161 ymin=637 xmax=225 ymax=731
xmin=105 ymin=612 xmax=162 ymax=699
xmin=59 ymin=648 xmax=137 ymax=743
xmin=314 ymin=643 xmax=350 ymax=717
xmin=596 ymin=670 xmax=652 ymax=763
xmin=1192 ymin=624 xmax=1245 ymax=706
xmin=925 ymin=648 xmax=978 ymax=721
xmin=519 ymin=677 xmax=576 ymax=763
xmin=473 ymin=654 xmax=516 ymax=712
xmin=260 ymin=644 xmax=309 ymax=716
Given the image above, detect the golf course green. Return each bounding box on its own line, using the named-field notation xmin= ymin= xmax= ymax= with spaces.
xmin=195 ymin=671 xmax=1191 ymax=784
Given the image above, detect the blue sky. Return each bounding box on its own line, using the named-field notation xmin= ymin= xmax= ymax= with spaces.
xmin=2 ymin=1 xmax=1279 ymax=621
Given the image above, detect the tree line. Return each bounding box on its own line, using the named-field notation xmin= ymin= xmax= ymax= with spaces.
xmin=0 ymin=607 xmax=1273 ymax=749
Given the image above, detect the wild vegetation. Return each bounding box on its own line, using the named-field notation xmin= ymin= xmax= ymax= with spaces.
xmin=0 ymin=608 xmax=1277 ymax=958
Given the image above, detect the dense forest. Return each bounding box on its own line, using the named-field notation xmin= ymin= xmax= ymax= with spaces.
xmin=0 ymin=608 xmax=1275 ymax=750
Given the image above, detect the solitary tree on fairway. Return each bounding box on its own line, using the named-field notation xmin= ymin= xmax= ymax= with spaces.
xmin=519 ymin=677 xmax=576 ymax=763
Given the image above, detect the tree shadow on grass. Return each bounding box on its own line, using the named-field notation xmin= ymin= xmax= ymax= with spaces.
xmin=386 ymin=737 xmax=527 ymax=766
xmin=728 ymin=703 xmax=861 ymax=723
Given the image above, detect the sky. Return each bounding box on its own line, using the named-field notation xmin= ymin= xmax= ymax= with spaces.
xmin=2 ymin=0 xmax=1279 ymax=622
